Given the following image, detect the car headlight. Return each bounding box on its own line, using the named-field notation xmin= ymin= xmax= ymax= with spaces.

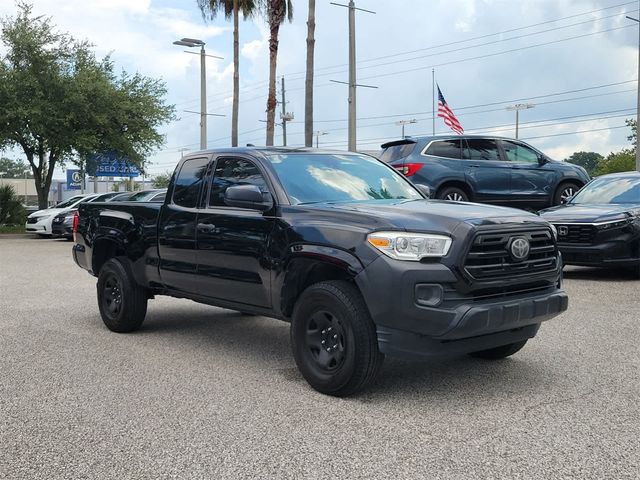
xmin=367 ymin=231 xmax=452 ymax=261
xmin=596 ymin=218 xmax=631 ymax=230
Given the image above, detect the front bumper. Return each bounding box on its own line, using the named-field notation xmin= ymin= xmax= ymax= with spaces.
xmin=558 ymin=241 xmax=640 ymax=267
xmin=356 ymin=254 xmax=567 ymax=359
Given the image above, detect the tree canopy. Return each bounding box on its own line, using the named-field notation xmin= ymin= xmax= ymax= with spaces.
xmin=0 ymin=157 xmax=33 ymax=178
xmin=0 ymin=3 xmax=175 ymax=207
xmin=565 ymin=151 xmax=603 ymax=176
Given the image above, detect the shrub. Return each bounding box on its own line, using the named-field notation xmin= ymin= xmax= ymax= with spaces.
xmin=0 ymin=184 xmax=26 ymax=226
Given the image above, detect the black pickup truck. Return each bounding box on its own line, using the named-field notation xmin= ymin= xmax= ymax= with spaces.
xmin=73 ymin=147 xmax=568 ymax=396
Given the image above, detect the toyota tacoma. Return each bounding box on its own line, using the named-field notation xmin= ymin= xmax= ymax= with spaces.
xmin=73 ymin=148 xmax=568 ymax=396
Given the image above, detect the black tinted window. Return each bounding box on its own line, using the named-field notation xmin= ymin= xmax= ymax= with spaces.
xmin=209 ymin=158 xmax=268 ymax=207
xmin=465 ymin=139 xmax=500 ymax=161
xmin=380 ymin=143 xmax=415 ymax=162
xmin=426 ymin=140 xmax=462 ymax=159
xmin=172 ymin=158 xmax=209 ymax=208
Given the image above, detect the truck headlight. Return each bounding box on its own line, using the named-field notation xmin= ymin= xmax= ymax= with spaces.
xmin=367 ymin=231 xmax=452 ymax=261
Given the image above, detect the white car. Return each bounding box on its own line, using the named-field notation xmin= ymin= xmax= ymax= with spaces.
xmin=25 ymin=194 xmax=99 ymax=237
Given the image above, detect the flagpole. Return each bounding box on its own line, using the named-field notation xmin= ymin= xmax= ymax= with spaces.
xmin=432 ymin=69 xmax=435 ymax=135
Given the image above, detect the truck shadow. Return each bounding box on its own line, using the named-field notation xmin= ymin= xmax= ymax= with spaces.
xmin=140 ymin=306 xmax=550 ymax=402
xmin=563 ymin=266 xmax=637 ymax=281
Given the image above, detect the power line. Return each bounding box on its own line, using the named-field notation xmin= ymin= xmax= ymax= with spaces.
xmin=173 ymin=2 xmax=637 ymax=108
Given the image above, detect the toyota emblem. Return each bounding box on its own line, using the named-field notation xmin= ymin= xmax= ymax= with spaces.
xmin=510 ymin=237 xmax=530 ymax=261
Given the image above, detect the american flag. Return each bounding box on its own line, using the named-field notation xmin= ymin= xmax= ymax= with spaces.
xmin=437 ymin=85 xmax=464 ymax=135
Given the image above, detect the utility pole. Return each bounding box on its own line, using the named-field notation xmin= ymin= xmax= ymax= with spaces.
xmin=432 ymin=69 xmax=436 ymax=135
xmin=279 ymin=77 xmax=294 ymax=147
xmin=330 ymin=1 xmax=376 ymax=152
xmin=396 ymin=119 xmax=417 ymax=138
xmin=506 ymin=103 xmax=535 ymax=139
xmin=627 ymin=11 xmax=640 ymax=171
xmin=173 ymin=38 xmax=223 ymax=150
xmin=314 ymin=131 xmax=328 ymax=148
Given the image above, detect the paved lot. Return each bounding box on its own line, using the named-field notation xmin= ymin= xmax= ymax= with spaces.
xmin=1 ymin=235 xmax=639 ymax=479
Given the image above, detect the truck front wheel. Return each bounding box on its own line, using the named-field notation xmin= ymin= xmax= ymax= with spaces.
xmin=97 ymin=257 xmax=148 ymax=333
xmin=468 ymin=340 xmax=528 ymax=360
xmin=291 ymin=281 xmax=384 ymax=397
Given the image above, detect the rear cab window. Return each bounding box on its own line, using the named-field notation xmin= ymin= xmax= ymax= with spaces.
xmin=172 ymin=158 xmax=209 ymax=208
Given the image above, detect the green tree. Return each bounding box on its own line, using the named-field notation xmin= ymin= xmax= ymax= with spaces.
xmin=265 ymin=0 xmax=293 ymax=146
xmin=152 ymin=171 xmax=172 ymax=188
xmin=0 ymin=158 xmax=33 ymax=178
xmin=595 ymin=150 xmax=635 ymax=176
xmin=626 ymin=118 xmax=636 ymax=149
xmin=304 ymin=0 xmax=316 ymax=147
xmin=197 ymin=0 xmax=260 ymax=147
xmin=0 ymin=184 xmax=26 ymax=225
xmin=0 ymin=3 xmax=175 ymax=208
xmin=565 ymin=151 xmax=603 ymax=176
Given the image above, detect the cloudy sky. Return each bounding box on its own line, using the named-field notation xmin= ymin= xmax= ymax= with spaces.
xmin=1 ymin=0 xmax=639 ymax=176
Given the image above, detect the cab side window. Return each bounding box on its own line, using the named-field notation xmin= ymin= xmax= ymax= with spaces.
xmin=209 ymin=157 xmax=269 ymax=207
xmin=172 ymin=158 xmax=209 ymax=208
xmin=502 ymin=141 xmax=540 ymax=163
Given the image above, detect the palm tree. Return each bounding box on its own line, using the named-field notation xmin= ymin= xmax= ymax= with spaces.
xmin=197 ymin=0 xmax=259 ymax=147
xmin=265 ymin=0 xmax=293 ymax=146
xmin=304 ymin=0 xmax=315 ymax=147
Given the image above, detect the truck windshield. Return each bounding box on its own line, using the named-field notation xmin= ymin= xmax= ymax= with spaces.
xmin=267 ymin=153 xmax=422 ymax=205
xmin=570 ymin=176 xmax=640 ymax=204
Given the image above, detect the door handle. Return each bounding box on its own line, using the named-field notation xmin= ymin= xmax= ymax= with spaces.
xmin=197 ymin=223 xmax=216 ymax=233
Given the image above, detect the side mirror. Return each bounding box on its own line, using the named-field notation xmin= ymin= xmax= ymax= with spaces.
xmin=224 ymin=184 xmax=273 ymax=211
xmin=538 ymin=154 xmax=549 ymax=165
xmin=416 ymin=184 xmax=432 ymax=198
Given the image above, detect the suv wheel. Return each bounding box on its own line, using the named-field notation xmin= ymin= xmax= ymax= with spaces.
xmin=97 ymin=257 xmax=148 ymax=333
xmin=554 ymin=182 xmax=580 ymax=205
xmin=437 ymin=186 xmax=469 ymax=202
xmin=291 ymin=281 xmax=384 ymax=397
xmin=468 ymin=340 xmax=528 ymax=360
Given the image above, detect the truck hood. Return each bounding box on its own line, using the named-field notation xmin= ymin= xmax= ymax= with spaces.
xmin=309 ymin=199 xmax=548 ymax=231
xmin=539 ymin=203 xmax=640 ymax=223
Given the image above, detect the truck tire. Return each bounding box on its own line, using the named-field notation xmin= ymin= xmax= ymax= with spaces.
xmin=553 ymin=182 xmax=580 ymax=205
xmin=468 ymin=340 xmax=528 ymax=360
xmin=97 ymin=257 xmax=148 ymax=333
xmin=437 ymin=186 xmax=469 ymax=202
xmin=290 ymin=281 xmax=384 ymax=397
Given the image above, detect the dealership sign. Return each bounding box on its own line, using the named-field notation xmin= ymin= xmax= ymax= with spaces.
xmin=66 ymin=169 xmax=83 ymax=190
xmin=90 ymin=152 xmax=140 ymax=178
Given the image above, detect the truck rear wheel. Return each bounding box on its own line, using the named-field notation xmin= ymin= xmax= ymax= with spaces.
xmin=468 ymin=340 xmax=528 ymax=360
xmin=97 ymin=257 xmax=148 ymax=333
xmin=290 ymin=281 xmax=384 ymax=397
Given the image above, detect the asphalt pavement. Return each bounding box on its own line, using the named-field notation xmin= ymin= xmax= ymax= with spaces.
xmin=1 ymin=235 xmax=639 ymax=479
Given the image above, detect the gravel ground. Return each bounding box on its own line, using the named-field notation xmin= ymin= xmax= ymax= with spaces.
xmin=1 ymin=235 xmax=639 ymax=479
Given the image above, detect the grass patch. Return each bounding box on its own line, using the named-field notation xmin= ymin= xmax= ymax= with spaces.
xmin=0 ymin=225 xmax=26 ymax=234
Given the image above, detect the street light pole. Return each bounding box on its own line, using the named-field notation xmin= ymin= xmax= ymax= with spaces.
xmin=173 ymin=38 xmax=223 ymax=151
xmin=314 ymin=131 xmax=328 ymax=148
xmin=24 ymin=170 xmax=29 ymax=205
xmin=506 ymin=103 xmax=535 ymax=139
xmin=396 ymin=119 xmax=417 ymax=138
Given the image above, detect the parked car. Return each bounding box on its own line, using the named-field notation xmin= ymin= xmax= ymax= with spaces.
xmin=73 ymin=147 xmax=567 ymax=396
xmin=110 ymin=189 xmax=166 ymax=202
xmin=380 ymin=136 xmax=590 ymax=209
xmin=51 ymin=210 xmax=77 ymax=240
xmin=540 ymin=171 xmax=640 ymax=275
xmin=25 ymin=194 xmax=99 ymax=237
xmin=89 ymin=192 xmax=123 ymax=202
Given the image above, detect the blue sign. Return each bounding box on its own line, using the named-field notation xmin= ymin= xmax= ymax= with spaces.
xmin=90 ymin=152 xmax=140 ymax=178
xmin=66 ymin=169 xmax=83 ymax=190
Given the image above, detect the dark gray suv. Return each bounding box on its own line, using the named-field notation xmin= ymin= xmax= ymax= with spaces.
xmin=381 ymin=135 xmax=590 ymax=208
